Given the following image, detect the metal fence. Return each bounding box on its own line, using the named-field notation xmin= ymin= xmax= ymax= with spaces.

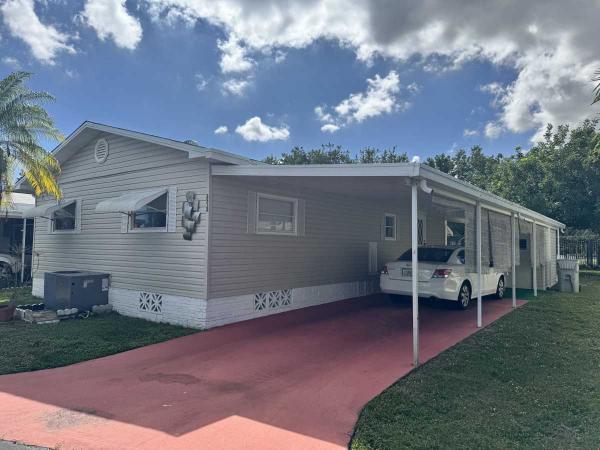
xmin=560 ymin=238 xmax=600 ymax=269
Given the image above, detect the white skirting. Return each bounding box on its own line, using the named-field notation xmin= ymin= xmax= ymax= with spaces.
xmin=205 ymin=279 xmax=378 ymax=328
xmin=109 ymin=287 xmax=206 ymax=329
xmin=30 ymin=278 xmax=378 ymax=329
xmin=32 ymin=277 xmax=44 ymax=298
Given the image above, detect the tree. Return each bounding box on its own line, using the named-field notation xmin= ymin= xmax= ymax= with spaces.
xmin=265 ymin=144 xmax=407 ymax=165
xmin=425 ymin=153 xmax=453 ymax=173
xmin=593 ymin=68 xmax=600 ymax=105
xmin=357 ymin=146 xmax=408 ymax=163
xmin=592 ymin=68 xmax=600 ymax=152
xmin=265 ymin=143 xmax=352 ymax=165
xmin=0 ymin=72 xmax=61 ymax=202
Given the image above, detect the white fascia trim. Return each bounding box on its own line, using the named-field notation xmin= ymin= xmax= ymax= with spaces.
xmin=212 ymin=162 xmax=420 ymax=177
xmin=419 ymin=165 xmax=565 ymax=230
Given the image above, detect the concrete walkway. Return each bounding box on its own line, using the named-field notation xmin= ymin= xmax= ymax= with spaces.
xmin=0 ymin=295 xmax=523 ymax=450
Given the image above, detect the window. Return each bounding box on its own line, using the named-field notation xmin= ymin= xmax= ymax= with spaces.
xmin=52 ymin=201 xmax=77 ymax=232
xmin=398 ymin=247 xmax=455 ymax=263
xmin=445 ymin=221 xmax=465 ymax=246
xmin=257 ymin=193 xmax=297 ymax=235
xmin=131 ymin=192 xmax=167 ymax=230
xmin=384 ymin=213 xmax=396 ymax=240
xmin=519 ymin=238 xmax=528 ymax=250
xmin=456 ymin=249 xmax=465 ymax=264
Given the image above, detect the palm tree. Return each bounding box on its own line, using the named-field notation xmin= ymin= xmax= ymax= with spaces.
xmin=0 ymin=71 xmax=61 ymax=204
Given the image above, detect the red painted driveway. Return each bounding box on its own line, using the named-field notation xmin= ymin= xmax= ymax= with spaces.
xmin=0 ymin=296 xmax=524 ymax=450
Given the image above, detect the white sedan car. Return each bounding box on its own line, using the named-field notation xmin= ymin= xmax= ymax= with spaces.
xmin=380 ymin=246 xmax=506 ymax=309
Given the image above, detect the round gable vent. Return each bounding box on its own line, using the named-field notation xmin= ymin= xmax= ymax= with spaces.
xmin=94 ymin=138 xmax=109 ymax=163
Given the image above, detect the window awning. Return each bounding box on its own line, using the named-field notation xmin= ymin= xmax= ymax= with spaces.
xmin=95 ymin=188 xmax=167 ymax=214
xmin=23 ymin=199 xmax=75 ymax=218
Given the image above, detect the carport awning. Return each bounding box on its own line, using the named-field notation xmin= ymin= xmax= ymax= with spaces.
xmin=95 ymin=188 xmax=166 ymax=213
xmin=23 ymin=199 xmax=75 ymax=218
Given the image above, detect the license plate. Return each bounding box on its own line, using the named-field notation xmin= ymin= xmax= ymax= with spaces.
xmin=402 ymin=268 xmax=412 ymax=277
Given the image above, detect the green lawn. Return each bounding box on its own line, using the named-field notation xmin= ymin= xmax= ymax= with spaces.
xmin=351 ymin=277 xmax=600 ymax=449
xmin=0 ymin=309 xmax=196 ymax=376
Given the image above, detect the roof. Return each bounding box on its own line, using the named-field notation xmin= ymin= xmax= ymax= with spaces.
xmin=212 ymin=162 xmax=565 ymax=229
xmin=58 ymin=121 xmax=262 ymax=165
xmin=15 ymin=121 xmax=262 ymax=192
xmin=14 ymin=121 xmax=564 ymax=229
xmin=0 ymin=192 xmax=36 ymax=218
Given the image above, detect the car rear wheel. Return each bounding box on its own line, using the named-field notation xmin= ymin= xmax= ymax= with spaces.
xmin=457 ymin=283 xmax=471 ymax=310
xmin=495 ymin=276 xmax=505 ymax=299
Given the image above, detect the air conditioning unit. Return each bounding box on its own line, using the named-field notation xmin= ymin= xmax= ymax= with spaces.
xmin=44 ymin=271 xmax=110 ymax=311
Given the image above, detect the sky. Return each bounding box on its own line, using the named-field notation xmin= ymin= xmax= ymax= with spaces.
xmin=0 ymin=0 xmax=599 ymax=162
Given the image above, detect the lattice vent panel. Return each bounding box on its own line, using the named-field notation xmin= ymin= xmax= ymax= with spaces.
xmin=254 ymin=289 xmax=292 ymax=311
xmin=139 ymin=292 xmax=163 ymax=313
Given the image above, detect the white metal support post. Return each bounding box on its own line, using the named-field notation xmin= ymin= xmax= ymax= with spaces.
xmin=20 ymin=218 xmax=26 ymax=284
xmin=557 ymin=228 xmax=560 ymax=258
xmin=511 ymin=212 xmax=517 ymax=308
xmin=411 ymin=180 xmax=419 ymax=366
xmin=476 ymin=201 xmax=482 ymax=328
xmin=532 ymin=220 xmax=538 ymax=297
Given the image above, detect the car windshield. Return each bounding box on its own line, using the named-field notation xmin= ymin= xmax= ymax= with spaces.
xmin=398 ymin=247 xmax=456 ymax=263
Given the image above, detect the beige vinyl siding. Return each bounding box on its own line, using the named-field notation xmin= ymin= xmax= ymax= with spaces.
xmin=208 ymin=176 xmax=445 ymax=299
xmin=33 ymin=134 xmax=209 ymax=299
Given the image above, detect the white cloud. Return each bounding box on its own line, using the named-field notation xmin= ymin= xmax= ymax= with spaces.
xmin=315 ymin=71 xmax=407 ymax=132
xmin=274 ymin=50 xmax=286 ymax=63
xmin=235 ymin=116 xmax=289 ymax=142
xmin=82 ymin=0 xmax=142 ymax=50
xmin=411 ymin=155 xmax=421 ymax=163
xmin=314 ymin=106 xmax=333 ymax=123
xmin=334 ymin=71 xmax=402 ymax=122
xmin=222 ymin=78 xmax=250 ymax=96
xmin=145 ymin=0 xmax=600 ymax=140
xmin=214 ymin=125 xmax=228 ymax=134
xmin=406 ymin=82 xmax=421 ymax=95
xmin=1 ymin=56 xmax=20 ymax=69
xmin=484 ymin=121 xmax=503 ymax=139
xmin=463 ymin=128 xmax=479 ymax=137
xmin=218 ymin=37 xmax=253 ymax=73
xmin=195 ymin=74 xmax=209 ymax=91
xmin=321 ymin=124 xmax=340 ymax=133
xmin=1 ymin=0 xmax=75 ymax=64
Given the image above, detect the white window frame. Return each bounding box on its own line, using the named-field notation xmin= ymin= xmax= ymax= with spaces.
xmin=128 ymin=190 xmax=170 ymax=233
xmin=51 ymin=199 xmax=81 ymax=234
xmin=383 ymin=213 xmax=397 ymax=241
xmin=256 ymin=192 xmax=298 ymax=236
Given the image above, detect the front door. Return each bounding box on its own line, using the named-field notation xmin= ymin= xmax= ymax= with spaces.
xmin=516 ymin=233 xmax=533 ymax=289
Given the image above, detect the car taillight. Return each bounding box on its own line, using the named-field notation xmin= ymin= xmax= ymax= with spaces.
xmin=382 ymin=265 xmax=389 ymax=275
xmin=432 ymin=268 xmax=452 ymax=278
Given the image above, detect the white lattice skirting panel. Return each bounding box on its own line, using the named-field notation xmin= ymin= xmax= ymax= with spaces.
xmin=254 ymin=289 xmax=292 ymax=311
